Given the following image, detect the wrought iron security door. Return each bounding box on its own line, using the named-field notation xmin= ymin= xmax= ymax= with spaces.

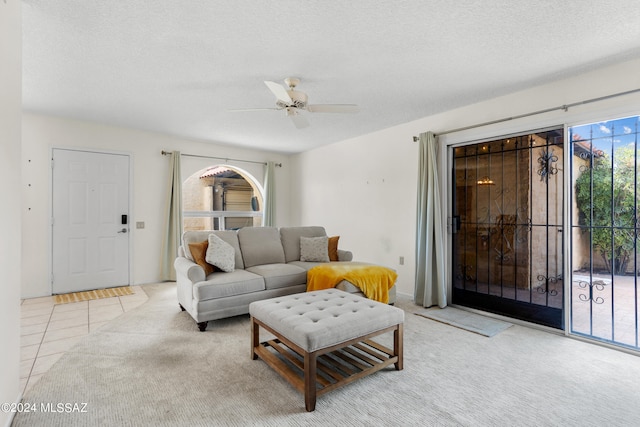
xmin=452 ymin=129 xmax=564 ymax=329
xmin=570 ymin=116 xmax=640 ymax=350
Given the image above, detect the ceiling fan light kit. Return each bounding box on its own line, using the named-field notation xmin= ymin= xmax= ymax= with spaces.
xmin=230 ymin=77 xmax=359 ymax=128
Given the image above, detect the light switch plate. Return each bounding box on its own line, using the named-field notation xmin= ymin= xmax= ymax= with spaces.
xmin=136 ymin=221 xmax=145 ymax=229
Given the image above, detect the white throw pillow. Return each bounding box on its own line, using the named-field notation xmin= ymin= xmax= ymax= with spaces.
xmin=205 ymin=234 xmax=235 ymax=272
xmin=300 ymin=236 xmax=330 ymax=262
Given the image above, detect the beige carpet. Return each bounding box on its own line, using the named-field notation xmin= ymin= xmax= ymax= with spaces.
xmin=54 ymin=286 xmax=134 ymax=304
xmin=14 ymin=283 xmax=640 ymax=426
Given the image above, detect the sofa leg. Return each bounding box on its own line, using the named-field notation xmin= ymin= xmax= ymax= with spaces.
xmin=179 ymin=303 xmax=185 ymax=312
xmin=197 ymin=321 xmax=208 ymax=332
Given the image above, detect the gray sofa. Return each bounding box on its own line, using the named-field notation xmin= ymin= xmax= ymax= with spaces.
xmin=175 ymin=226 xmax=396 ymax=331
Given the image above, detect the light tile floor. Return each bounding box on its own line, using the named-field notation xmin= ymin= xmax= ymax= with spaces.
xmin=19 ymin=286 xmax=149 ymax=396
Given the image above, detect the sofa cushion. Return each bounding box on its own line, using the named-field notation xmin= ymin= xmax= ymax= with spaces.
xmin=288 ymin=260 xmax=328 ymax=271
xmin=193 ymin=270 xmax=265 ymax=301
xmin=188 ymin=240 xmax=216 ymax=276
xmin=183 ymin=230 xmax=244 ymax=269
xmin=280 ymin=226 xmax=327 ymax=262
xmin=182 ymin=230 xmax=212 ymax=261
xmin=238 ymin=227 xmax=285 ymax=268
xmin=246 ymin=263 xmax=307 ymax=290
xmin=300 ymin=236 xmax=330 ymax=262
xmin=328 ymin=236 xmax=340 ymax=261
xmin=206 ymin=234 xmax=235 ymax=272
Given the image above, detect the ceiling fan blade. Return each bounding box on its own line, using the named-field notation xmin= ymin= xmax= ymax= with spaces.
xmin=227 ymin=107 xmax=281 ymax=112
xmin=288 ymin=112 xmax=309 ymax=129
xmin=306 ymin=104 xmax=359 ymax=113
xmin=264 ymin=81 xmax=293 ymax=104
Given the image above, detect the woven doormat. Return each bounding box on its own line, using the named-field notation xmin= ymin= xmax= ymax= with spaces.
xmin=416 ymin=307 xmax=513 ymax=337
xmin=54 ymin=286 xmax=134 ymax=304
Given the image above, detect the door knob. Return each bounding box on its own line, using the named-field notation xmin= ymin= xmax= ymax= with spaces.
xmin=118 ymin=228 xmax=128 ymax=233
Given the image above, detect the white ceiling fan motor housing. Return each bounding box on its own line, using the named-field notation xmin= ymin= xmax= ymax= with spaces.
xmin=276 ymin=77 xmax=308 ymax=109
xmin=283 ymin=90 xmax=308 ymax=109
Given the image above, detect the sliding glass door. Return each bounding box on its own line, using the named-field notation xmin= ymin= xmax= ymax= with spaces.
xmin=569 ymin=116 xmax=640 ymax=350
xmin=450 ymin=115 xmax=640 ymax=351
xmin=452 ymin=128 xmax=564 ymax=329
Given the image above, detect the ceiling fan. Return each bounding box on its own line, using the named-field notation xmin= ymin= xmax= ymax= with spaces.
xmin=229 ymin=77 xmax=359 ymax=129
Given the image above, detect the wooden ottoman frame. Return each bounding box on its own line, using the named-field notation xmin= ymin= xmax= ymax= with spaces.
xmin=250 ymin=290 xmax=403 ymax=412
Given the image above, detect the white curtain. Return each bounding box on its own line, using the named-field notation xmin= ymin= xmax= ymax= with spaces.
xmin=415 ymin=132 xmax=447 ymax=308
xmin=263 ymin=161 xmax=276 ymax=226
xmin=160 ymin=151 xmax=183 ymax=281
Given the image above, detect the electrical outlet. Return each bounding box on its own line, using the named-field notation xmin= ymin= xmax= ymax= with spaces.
xmin=399 ymin=256 xmax=404 ymax=265
xmin=136 ymin=221 xmax=145 ymax=229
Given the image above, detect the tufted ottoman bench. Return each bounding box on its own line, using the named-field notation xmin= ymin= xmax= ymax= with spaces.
xmin=250 ymin=289 xmax=404 ymax=411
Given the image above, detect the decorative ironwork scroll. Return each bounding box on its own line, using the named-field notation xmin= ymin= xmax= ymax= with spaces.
xmin=535 ymin=274 xmax=562 ymax=296
xmin=576 ymin=279 xmax=607 ymax=304
xmin=537 ymin=148 xmax=559 ymax=182
xmin=456 ymin=264 xmax=476 ymax=282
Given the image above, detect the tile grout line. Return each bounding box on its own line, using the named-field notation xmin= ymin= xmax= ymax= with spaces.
xmin=21 ymin=288 xmax=149 ymax=395
xmin=25 ymin=297 xmax=105 ymax=393
xmin=118 ymin=294 xmax=126 ymax=314
xmin=23 ymin=300 xmax=55 ymax=395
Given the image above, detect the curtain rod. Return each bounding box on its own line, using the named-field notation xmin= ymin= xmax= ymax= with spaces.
xmin=412 ymin=87 xmax=640 ymax=141
xmin=161 ymin=150 xmax=282 ymax=167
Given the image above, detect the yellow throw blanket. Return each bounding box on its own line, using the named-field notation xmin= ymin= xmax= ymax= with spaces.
xmin=306 ymin=262 xmax=397 ymax=304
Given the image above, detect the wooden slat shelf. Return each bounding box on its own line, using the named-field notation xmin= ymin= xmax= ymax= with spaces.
xmin=257 ymin=339 xmax=397 ymax=393
xmin=252 ymin=317 xmax=403 ymax=411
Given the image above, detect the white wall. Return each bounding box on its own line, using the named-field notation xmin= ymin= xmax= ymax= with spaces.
xmin=21 ymin=58 xmax=640 ymax=302
xmin=1 ymin=0 xmax=22 ymax=424
xmin=291 ymin=127 xmax=418 ymax=295
xmin=21 ymin=114 xmax=292 ymax=297
xmin=292 ymin=58 xmax=640 ymax=298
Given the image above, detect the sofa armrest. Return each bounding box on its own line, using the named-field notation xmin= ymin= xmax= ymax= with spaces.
xmin=174 ymin=256 xmax=206 ymax=284
xmin=338 ymin=249 xmax=353 ymax=262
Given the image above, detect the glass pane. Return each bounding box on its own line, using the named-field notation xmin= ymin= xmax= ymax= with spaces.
xmin=476 ymin=154 xmax=491 ymax=224
xmin=570 ymin=115 xmax=640 ymax=350
xmin=489 ymin=140 xmax=503 ymax=153
xmin=452 ymin=127 xmax=563 ymax=328
xmin=182 ymin=165 xmax=263 ymax=232
xmin=517 ymin=135 xmax=531 ymax=149
xmin=463 ymin=145 xmax=476 ymax=156
xmin=548 ymin=146 xmax=563 ymax=225
xmin=612 ymin=116 xmax=638 ymax=136
xmin=503 ymin=137 xmax=517 ymax=152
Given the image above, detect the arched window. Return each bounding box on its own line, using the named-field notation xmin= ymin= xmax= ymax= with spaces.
xmin=183 ymin=165 xmax=264 ymax=231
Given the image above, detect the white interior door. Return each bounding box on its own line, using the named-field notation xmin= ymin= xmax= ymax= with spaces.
xmin=52 ymin=149 xmax=130 ymax=294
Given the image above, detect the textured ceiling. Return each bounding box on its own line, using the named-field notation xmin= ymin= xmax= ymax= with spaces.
xmin=22 ymin=1 xmax=640 ymax=153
